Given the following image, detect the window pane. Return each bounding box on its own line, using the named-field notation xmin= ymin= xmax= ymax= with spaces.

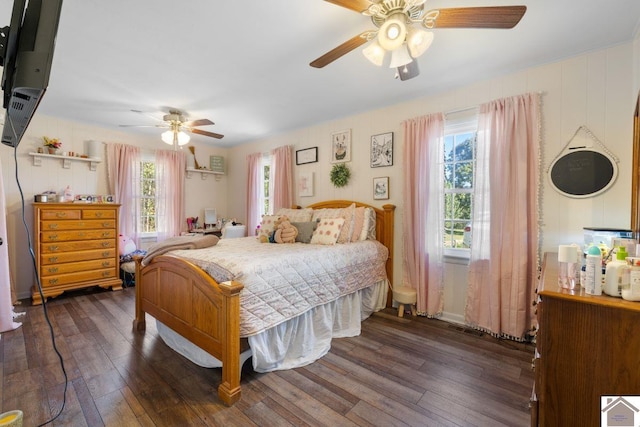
xmin=453 ymin=193 xmax=472 ymax=221
xmin=444 ymin=135 xmax=454 ymax=162
xmin=454 ymin=133 xmax=475 ymax=161
xmin=454 ymin=161 xmax=473 ymax=189
xmin=444 ymin=163 xmax=453 ymax=188
xmin=443 ymin=220 xmax=455 ymax=248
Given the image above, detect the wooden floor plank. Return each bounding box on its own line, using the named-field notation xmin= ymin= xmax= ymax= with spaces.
xmin=1 ymin=288 xmax=534 ymax=426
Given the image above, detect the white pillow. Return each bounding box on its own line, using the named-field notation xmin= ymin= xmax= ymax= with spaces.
xmin=257 ymin=215 xmax=280 ymax=240
xmin=276 ymin=208 xmax=313 ymax=223
xmin=310 ymin=218 xmax=345 ymax=245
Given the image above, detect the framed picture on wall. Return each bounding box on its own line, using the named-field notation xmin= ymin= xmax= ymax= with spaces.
xmin=373 ymin=176 xmax=389 ymax=200
xmin=298 ymin=172 xmax=314 ymax=197
xmin=331 ymin=129 xmax=351 ymax=163
xmin=296 ymin=147 xmax=318 ymax=165
xmin=370 ymin=132 xmax=393 ymax=167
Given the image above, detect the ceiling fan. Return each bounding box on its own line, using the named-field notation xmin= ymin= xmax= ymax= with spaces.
xmin=120 ymin=109 xmax=224 ymax=147
xmin=310 ymin=0 xmax=527 ymax=81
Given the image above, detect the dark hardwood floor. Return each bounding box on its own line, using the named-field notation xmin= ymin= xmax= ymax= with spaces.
xmin=1 ymin=287 xmax=534 ymax=426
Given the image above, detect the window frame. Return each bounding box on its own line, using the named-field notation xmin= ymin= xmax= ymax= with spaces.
xmin=443 ymin=109 xmax=478 ymax=259
xmin=138 ymin=151 xmax=157 ymax=238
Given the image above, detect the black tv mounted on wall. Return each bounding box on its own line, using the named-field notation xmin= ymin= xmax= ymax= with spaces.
xmin=0 ymin=0 xmax=63 ymax=147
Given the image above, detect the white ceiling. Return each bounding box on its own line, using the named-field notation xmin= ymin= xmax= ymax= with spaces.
xmin=3 ymin=0 xmax=640 ymax=146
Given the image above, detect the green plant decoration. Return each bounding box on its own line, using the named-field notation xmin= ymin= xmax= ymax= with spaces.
xmin=330 ymin=163 xmax=351 ymax=188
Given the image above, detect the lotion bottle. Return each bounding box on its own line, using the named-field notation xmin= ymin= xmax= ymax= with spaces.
xmin=603 ymin=246 xmax=628 ymax=297
xmin=584 ymin=245 xmax=603 ymax=295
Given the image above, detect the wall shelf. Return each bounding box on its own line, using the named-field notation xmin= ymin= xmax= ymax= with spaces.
xmin=29 ymin=152 xmax=101 ymax=171
xmin=186 ymin=167 xmax=224 ymax=180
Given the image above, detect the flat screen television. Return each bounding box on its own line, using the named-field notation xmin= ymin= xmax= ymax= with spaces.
xmin=1 ymin=0 xmax=63 ymax=147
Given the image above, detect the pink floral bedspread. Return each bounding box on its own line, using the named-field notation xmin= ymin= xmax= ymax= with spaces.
xmin=169 ymin=237 xmax=388 ymax=337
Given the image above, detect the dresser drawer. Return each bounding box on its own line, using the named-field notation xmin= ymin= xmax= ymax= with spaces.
xmin=41 ymin=229 xmax=116 ymax=242
xmin=40 ymin=258 xmax=117 ymax=276
xmin=82 ymin=209 xmax=116 ymax=219
xmin=40 ymin=210 xmax=82 ymax=220
xmin=41 ymin=248 xmax=116 ymax=265
xmin=41 ymin=239 xmax=116 ymax=253
xmin=41 ymin=268 xmax=118 ymax=287
xmin=41 ymin=219 xmax=116 ymax=231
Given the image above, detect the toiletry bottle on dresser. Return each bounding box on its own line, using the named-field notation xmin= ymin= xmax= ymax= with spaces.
xmin=584 ymin=245 xmax=603 ymax=295
xmin=604 ymin=246 xmax=628 ymax=297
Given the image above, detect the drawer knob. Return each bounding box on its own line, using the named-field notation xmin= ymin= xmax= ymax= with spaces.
xmin=48 ymin=234 xmax=58 ymax=241
xmin=102 ymin=232 xmax=110 ymax=237
xmin=102 ymin=261 xmax=110 ymax=267
xmin=48 ymin=245 xmax=59 ymax=252
xmin=48 ymin=278 xmax=58 ymax=285
xmin=102 ymin=222 xmax=110 ymax=227
xmin=48 ymin=223 xmax=58 ymax=229
xmin=47 ymin=267 xmax=59 ymax=274
xmin=101 ymin=242 xmax=110 ymax=247
xmin=102 ymin=271 xmax=110 ymax=277
xmin=102 ymin=251 xmax=110 ymax=257
xmin=48 ymin=257 xmax=58 ymax=263
xmin=95 ymin=212 xmax=103 ymax=217
xmin=56 ymin=212 xmax=67 ymax=218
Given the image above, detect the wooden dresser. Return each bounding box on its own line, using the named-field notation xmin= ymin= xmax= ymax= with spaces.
xmin=532 ymin=252 xmax=640 ymax=426
xmin=33 ymin=203 xmax=122 ymax=304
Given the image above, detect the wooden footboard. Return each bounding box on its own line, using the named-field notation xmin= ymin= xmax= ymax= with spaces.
xmin=133 ymin=254 xmax=247 ymax=406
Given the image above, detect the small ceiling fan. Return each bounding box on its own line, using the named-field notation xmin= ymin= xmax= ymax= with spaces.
xmin=120 ymin=109 xmax=224 ymax=147
xmin=310 ymin=0 xmax=527 ymax=80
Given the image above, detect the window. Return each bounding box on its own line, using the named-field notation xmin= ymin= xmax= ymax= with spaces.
xmin=139 ymin=153 xmax=157 ymax=234
xmin=443 ymin=110 xmax=477 ymax=252
xmin=261 ymin=156 xmax=272 ymax=216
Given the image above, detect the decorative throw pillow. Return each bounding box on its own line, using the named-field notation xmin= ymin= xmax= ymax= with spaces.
xmin=337 ymin=203 xmax=355 ymax=243
xmin=291 ymin=220 xmax=319 ymax=243
xmin=311 ymin=207 xmax=346 ymax=222
xmin=350 ymin=206 xmax=366 ymax=242
xmin=360 ymin=208 xmax=377 ymax=241
xmin=276 ymin=208 xmax=313 ymax=223
xmin=257 ymin=215 xmax=280 ymax=241
xmin=310 ymin=218 xmax=345 ymax=245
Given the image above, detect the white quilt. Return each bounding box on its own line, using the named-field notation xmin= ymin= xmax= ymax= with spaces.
xmin=169 ymin=237 xmax=389 ymax=337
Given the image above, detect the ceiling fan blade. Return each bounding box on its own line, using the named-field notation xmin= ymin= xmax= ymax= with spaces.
xmin=310 ymin=31 xmax=370 ymax=68
xmin=191 ymin=128 xmax=224 ymax=139
xmin=324 ymin=0 xmax=371 ymax=13
xmin=119 ymin=124 xmax=168 ymax=128
xmin=398 ymin=61 xmax=420 ymax=81
xmin=183 ymin=118 xmax=214 ymax=127
xmin=130 ymin=109 xmax=165 ymax=122
xmin=430 ymin=6 xmax=526 ymax=29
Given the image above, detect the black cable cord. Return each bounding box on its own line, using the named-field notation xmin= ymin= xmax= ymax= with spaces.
xmin=6 ymin=115 xmax=68 ymax=426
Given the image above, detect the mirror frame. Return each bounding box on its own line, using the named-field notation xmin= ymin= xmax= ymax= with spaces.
xmin=632 ymin=91 xmax=640 ymax=240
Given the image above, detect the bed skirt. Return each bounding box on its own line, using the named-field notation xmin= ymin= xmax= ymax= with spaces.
xmin=156 ymin=279 xmax=388 ymax=373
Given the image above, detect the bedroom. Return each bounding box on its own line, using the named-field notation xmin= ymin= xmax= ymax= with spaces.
xmin=1 ymin=0 xmax=640 ymax=425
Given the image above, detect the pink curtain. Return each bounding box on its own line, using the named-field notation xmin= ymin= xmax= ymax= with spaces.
xmin=106 ymin=143 xmax=141 ymax=245
xmin=271 ymin=145 xmax=293 ymax=212
xmin=402 ymin=113 xmax=445 ymax=316
xmin=156 ymin=149 xmax=186 ymax=241
xmin=465 ymin=93 xmax=540 ymax=340
xmin=0 ymin=157 xmax=20 ymax=333
xmin=246 ymin=153 xmax=263 ymax=237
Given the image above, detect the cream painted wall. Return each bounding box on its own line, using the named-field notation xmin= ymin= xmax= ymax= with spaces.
xmin=0 ymin=116 xmax=229 ymax=299
xmin=1 ymin=42 xmax=636 ymax=316
xmin=227 ymin=42 xmax=636 ymax=322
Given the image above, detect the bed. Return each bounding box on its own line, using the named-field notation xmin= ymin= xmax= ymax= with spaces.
xmin=133 ymin=200 xmax=395 ymax=406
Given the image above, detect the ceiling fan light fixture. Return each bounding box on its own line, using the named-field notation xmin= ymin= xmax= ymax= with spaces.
xmin=389 ymin=44 xmax=413 ymax=69
xmin=407 ymin=28 xmax=433 ymax=58
xmin=177 ymin=131 xmax=190 ymax=145
xmin=161 ymin=130 xmax=175 ymax=145
xmin=378 ymin=13 xmax=407 ymax=51
xmin=363 ymin=40 xmax=385 ymax=66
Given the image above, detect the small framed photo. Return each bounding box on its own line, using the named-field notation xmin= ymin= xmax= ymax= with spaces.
xmin=296 ymin=147 xmax=318 ymax=165
xmin=298 ymin=172 xmax=314 ymax=197
xmin=331 ymin=129 xmax=351 ymax=163
xmin=371 ymin=132 xmax=393 ymax=167
xmin=373 ymin=177 xmax=389 ymax=200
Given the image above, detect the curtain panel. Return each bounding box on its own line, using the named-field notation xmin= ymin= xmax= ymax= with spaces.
xmin=402 ymin=112 xmax=445 ymax=316
xmin=155 ymin=149 xmax=186 ymax=241
xmin=271 ymin=145 xmax=293 ymax=213
xmin=246 ymin=152 xmax=263 ymax=237
xmin=106 ymin=143 xmax=141 ymax=246
xmin=465 ymin=92 xmax=541 ymax=340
